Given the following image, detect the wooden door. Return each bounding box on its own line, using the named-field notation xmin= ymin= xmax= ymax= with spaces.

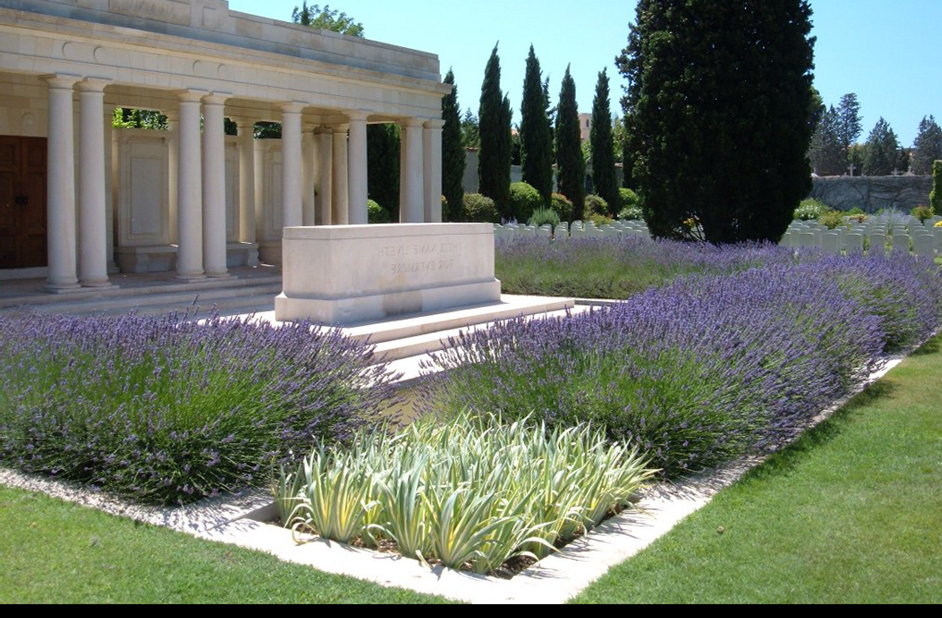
xmin=0 ymin=136 xmax=47 ymax=270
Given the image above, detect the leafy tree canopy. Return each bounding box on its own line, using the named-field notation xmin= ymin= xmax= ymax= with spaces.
xmin=292 ymin=2 xmax=364 ymax=37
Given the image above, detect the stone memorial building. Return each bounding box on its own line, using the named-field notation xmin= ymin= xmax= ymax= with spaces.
xmin=0 ymin=0 xmax=449 ymax=290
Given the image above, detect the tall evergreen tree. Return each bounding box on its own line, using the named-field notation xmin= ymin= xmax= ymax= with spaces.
xmin=520 ymin=46 xmax=554 ymax=206
xmin=590 ymin=69 xmax=618 ymax=214
xmin=912 ymin=115 xmax=942 ymax=175
xmin=810 ymin=106 xmax=847 ymax=176
xmin=479 ymin=45 xmax=512 ymax=217
xmin=862 ymin=118 xmax=900 ymax=176
xmin=367 ymin=123 xmax=399 ymax=219
xmin=441 ymin=70 xmax=466 ymax=221
xmin=618 ymin=0 xmax=815 ymax=243
xmin=460 ymin=109 xmax=480 ymax=149
xmin=555 ymin=65 xmax=586 ymax=219
xmin=837 ymin=93 xmax=863 ymax=173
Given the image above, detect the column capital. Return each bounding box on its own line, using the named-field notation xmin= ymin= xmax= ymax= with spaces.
xmin=346 ymin=111 xmax=370 ymax=122
xmin=76 ymin=78 xmax=111 ymax=94
xmin=175 ymin=89 xmax=209 ymax=103
xmin=330 ymin=124 xmax=350 ymax=134
xmin=42 ymin=74 xmax=82 ymax=90
xmin=423 ymin=118 xmax=446 ymax=130
xmin=314 ymin=126 xmax=334 ymax=136
xmin=280 ymin=102 xmax=306 ymax=115
xmin=400 ymin=117 xmax=426 ymax=129
xmin=201 ymin=92 xmax=232 ymax=106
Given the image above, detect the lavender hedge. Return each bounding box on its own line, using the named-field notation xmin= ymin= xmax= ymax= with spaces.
xmin=495 ymin=236 xmax=797 ymax=299
xmin=424 ymin=252 xmax=942 ymax=476
xmin=0 ymin=313 xmax=396 ymax=505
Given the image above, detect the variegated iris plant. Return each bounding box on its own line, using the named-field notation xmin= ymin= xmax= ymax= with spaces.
xmin=274 ymin=413 xmax=655 ymax=575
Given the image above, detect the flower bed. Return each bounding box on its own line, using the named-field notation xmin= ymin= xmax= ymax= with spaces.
xmin=424 ymin=252 xmax=942 ymax=476
xmin=495 ymin=236 xmax=796 ymax=300
xmin=274 ymin=413 xmax=654 ymax=577
xmin=0 ymin=313 xmax=396 ymax=505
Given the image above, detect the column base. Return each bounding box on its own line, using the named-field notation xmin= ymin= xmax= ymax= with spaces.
xmin=81 ymin=280 xmax=116 ymax=289
xmin=176 ymin=273 xmax=207 ymax=283
xmin=205 ymin=271 xmax=232 ymax=280
xmin=44 ymin=282 xmax=84 ymax=294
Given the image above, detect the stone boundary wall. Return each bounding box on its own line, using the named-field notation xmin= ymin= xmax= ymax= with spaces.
xmin=809 ymin=176 xmax=933 ymax=213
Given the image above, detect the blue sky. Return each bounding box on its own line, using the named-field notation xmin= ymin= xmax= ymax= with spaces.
xmin=228 ymin=0 xmax=940 ymax=146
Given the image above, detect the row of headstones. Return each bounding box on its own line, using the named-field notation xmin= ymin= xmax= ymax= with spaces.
xmin=782 ymin=217 xmax=942 ymax=258
xmin=494 ymin=220 xmax=652 ymax=241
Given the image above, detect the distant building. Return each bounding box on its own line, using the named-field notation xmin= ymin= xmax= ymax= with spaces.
xmin=579 ymin=113 xmax=592 ymax=143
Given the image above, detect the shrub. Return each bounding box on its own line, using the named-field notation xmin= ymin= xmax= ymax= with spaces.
xmin=426 ymin=251 xmax=942 ymax=476
xmin=585 ymin=194 xmax=609 ymax=217
xmin=619 ymin=188 xmax=640 ymax=209
xmin=368 ymin=199 xmax=390 ymax=223
xmin=509 ymin=182 xmax=544 ymax=223
xmin=528 ymin=208 xmax=560 ymax=228
xmin=462 ymin=193 xmax=499 ymax=223
xmin=0 ymin=313 xmax=396 ymax=505
xmin=618 ymin=205 xmax=644 ymax=221
xmin=912 ymin=206 xmax=934 ymax=223
xmin=932 ymin=161 xmax=942 ymax=215
xmin=550 ymin=193 xmax=574 ymax=222
xmin=587 ymin=213 xmax=614 ymax=226
xmin=276 ymin=413 xmax=654 ymax=574
xmin=818 ymin=209 xmax=846 ymax=230
xmin=794 ymin=199 xmax=829 ymax=221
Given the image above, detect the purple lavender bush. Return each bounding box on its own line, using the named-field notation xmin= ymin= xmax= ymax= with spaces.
xmin=423 ymin=253 xmax=942 ymax=476
xmin=495 ymin=236 xmax=796 ymax=300
xmin=0 ymin=313 xmax=396 ymax=505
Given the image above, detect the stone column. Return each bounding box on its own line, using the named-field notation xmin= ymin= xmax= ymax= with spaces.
xmin=423 ymin=119 xmax=445 ymax=223
xmin=103 ymin=106 xmax=116 ymax=273
xmin=302 ymin=122 xmax=317 ymax=226
xmin=176 ymin=90 xmax=206 ymax=281
xmin=400 ymin=118 xmax=425 ymax=223
xmin=280 ymin=103 xmax=304 ymax=229
xmin=232 ymin=117 xmax=259 ymax=266
xmin=44 ymin=75 xmax=81 ymax=292
xmin=165 ymin=111 xmax=179 ymax=246
xmin=331 ymin=124 xmax=349 ymax=225
xmin=201 ymin=93 xmax=230 ymax=278
xmin=347 ymin=112 xmax=369 ymax=225
xmin=315 ymin=127 xmax=333 ymax=225
xmin=77 ymin=78 xmax=112 ymax=287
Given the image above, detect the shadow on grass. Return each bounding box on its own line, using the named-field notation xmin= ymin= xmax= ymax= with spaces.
xmin=910 ymin=336 xmax=941 ymax=357
xmin=740 ymin=379 xmax=898 ymax=483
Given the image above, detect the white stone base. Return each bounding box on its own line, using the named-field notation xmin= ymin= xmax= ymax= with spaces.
xmin=275 ymin=223 xmax=501 ymax=326
xmin=115 ymin=245 xmax=177 ymax=274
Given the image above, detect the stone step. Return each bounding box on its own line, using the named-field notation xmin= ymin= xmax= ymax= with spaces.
xmin=372 ymin=304 xmax=592 ymax=365
xmin=339 ymin=295 xmax=577 ymax=346
xmin=0 ymin=273 xmax=282 ymax=309
xmin=3 ymin=283 xmax=282 ymax=316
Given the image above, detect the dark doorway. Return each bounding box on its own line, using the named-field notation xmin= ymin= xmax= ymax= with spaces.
xmin=0 ymin=136 xmax=47 ymax=270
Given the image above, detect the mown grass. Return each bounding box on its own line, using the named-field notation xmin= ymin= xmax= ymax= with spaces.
xmin=0 ymin=486 xmax=449 ymax=604
xmin=572 ymin=335 xmax=942 ymax=604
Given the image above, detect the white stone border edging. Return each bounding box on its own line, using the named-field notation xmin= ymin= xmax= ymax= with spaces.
xmin=0 ymin=337 xmax=928 ymax=604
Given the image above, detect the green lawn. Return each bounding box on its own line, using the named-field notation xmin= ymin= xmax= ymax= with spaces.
xmin=572 ymin=335 xmax=942 ymax=604
xmin=3 ymin=336 xmax=940 ymax=604
xmin=0 ymin=487 xmax=448 ymax=604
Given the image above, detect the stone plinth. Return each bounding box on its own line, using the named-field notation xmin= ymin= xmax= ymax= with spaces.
xmin=275 ymin=224 xmax=502 ymax=325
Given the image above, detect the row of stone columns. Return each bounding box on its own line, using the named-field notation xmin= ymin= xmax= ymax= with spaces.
xmin=42 ymin=75 xmax=445 ymax=291
xmin=45 ymin=75 xmax=111 ymax=292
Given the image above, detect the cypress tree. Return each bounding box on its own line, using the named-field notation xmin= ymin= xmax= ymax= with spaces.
xmin=441 ymin=70 xmax=466 ymax=221
xmin=367 ymin=123 xmax=400 ymax=220
xmin=520 ymin=45 xmax=554 ymax=206
xmin=810 ymin=106 xmax=847 ymax=176
xmin=556 ymin=65 xmax=586 ymax=219
xmin=912 ymin=116 xmax=942 ymax=175
xmin=479 ymin=45 xmax=512 ymax=217
xmin=862 ymin=118 xmax=900 ymax=176
xmin=618 ymin=0 xmax=816 ymax=243
xmin=590 ymin=69 xmax=618 ymax=213
xmin=931 ymin=161 xmax=942 ymax=215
